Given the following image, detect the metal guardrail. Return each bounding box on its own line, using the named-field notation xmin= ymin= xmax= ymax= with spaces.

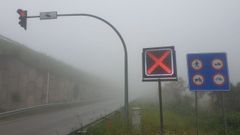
xmin=69 ymin=108 xmax=121 ymax=135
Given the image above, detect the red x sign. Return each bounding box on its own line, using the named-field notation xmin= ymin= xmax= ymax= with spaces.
xmin=142 ymin=46 xmax=177 ymax=81
xmin=147 ymin=51 xmax=172 ymax=74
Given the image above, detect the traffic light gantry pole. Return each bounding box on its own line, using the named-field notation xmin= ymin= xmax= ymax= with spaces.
xmin=17 ymin=10 xmax=129 ymax=125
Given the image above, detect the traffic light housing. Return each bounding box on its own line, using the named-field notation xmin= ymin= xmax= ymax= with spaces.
xmin=17 ymin=9 xmax=27 ymax=30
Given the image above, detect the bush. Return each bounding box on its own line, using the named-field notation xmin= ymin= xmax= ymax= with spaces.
xmin=227 ymin=112 xmax=240 ymax=129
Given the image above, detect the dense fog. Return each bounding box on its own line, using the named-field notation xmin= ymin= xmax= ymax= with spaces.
xmin=1 ymin=0 xmax=240 ymax=102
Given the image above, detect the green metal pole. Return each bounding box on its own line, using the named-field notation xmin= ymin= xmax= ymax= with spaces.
xmin=158 ymin=80 xmax=164 ymax=135
xmin=195 ymin=91 xmax=199 ymax=135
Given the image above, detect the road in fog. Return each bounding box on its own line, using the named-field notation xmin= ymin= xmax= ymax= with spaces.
xmin=0 ymin=99 xmax=122 ymax=135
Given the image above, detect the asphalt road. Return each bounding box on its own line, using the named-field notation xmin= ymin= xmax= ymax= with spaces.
xmin=0 ymin=99 xmax=122 ymax=135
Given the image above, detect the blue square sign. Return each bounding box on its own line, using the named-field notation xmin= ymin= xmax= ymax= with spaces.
xmin=187 ymin=53 xmax=230 ymax=91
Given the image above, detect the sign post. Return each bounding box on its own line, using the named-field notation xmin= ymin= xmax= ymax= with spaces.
xmin=187 ymin=53 xmax=230 ymax=135
xmin=158 ymin=80 xmax=164 ymax=135
xmin=142 ymin=46 xmax=177 ymax=135
xmin=221 ymin=92 xmax=228 ymax=135
xmin=195 ymin=91 xmax=199 ymax=135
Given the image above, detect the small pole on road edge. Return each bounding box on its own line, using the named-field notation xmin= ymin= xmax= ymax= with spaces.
xmin=158 ymin=80 xmax=164 ymax=135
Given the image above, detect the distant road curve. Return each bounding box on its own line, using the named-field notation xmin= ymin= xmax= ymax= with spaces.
xmin=0 ymin=98 xmax=105 ymax=119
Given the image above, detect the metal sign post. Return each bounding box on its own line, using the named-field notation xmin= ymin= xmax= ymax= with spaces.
xmin=142 ymin=46 xmax=177 ymax=135
xmin=195 ymin=91 xmax=199 ymax=135
xmin=158 ymin=80 xmax=164 ymax=135
xmin=221 ymin=92 xmax=228 ymax=135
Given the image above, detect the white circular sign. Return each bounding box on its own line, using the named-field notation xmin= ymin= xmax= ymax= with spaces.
xmin=191 ymin=59 xmax=203 ymax=70
xmin=213 ymin=74 xmax=225 ymax=85
xmin=212 ymin=59 xmax=224 ymax=70
xmin=193 ymin=74 xmax=204 ymax=86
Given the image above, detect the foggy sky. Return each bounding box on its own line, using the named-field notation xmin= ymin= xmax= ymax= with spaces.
xmin=0 ymin=0 xmax=240 ymax=98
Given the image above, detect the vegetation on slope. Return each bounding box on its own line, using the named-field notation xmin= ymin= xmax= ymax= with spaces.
xmin=71 ymin=78 xmax=240 ymax=135
xmin=0 ymin=35 xmax=84 ymax=81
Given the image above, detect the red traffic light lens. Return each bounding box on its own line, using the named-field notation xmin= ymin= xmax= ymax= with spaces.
xmin=17 ymin=9 xmax=26 ymax=17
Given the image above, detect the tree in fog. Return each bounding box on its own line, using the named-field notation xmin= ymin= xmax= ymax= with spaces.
xmin=163 ymin=77 xmax=194 ymax=114
xmin=209 ymin=82 xmax=240 ymax=112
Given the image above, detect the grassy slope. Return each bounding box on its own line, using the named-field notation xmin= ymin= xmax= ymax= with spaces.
xmin=74 ymin=98 xmax=240 ymax=135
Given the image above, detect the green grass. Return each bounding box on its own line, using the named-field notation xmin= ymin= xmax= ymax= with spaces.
xmin=86 ymin=112 xmax=130 ymax=135
xmin=70 ymin=101 xmax=196 ymax=135
xmin=69 ymin=98 xmax=240 ymax=135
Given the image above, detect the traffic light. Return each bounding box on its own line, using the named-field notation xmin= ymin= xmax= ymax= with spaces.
xmin=17 ymin=9 xmax=27 ymax=30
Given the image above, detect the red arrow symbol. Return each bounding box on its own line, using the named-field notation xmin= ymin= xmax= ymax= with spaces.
xmin=147 ymin=51 xmax=172 ymax=74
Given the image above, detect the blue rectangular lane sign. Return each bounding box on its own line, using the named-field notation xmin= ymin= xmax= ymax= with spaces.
xmin=187 ymin=53 xmax=230 ymax=91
